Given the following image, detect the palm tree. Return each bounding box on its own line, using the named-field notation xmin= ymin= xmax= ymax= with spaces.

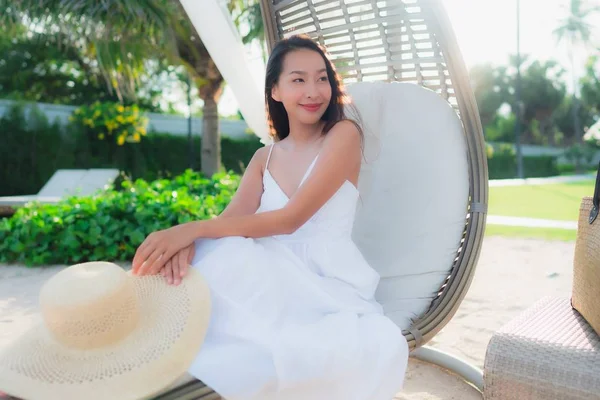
xmin=469 ymin=63 xmax=511 ymax=130
xmin=553 ymin=0 xmax=599 ymax=153
xmin=229 ymin=0 xmax=265 ymax=50
xmin=0 ymin=0 xmax=264 ymax=177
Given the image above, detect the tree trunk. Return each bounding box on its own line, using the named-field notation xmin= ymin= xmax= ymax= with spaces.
xmin=175 ymin=22 xmax=224 ymax=178
xmin=196 ymin=57 xmax=224 ymax=177
xmin=201 ymin=94 xmax=221 ymax=177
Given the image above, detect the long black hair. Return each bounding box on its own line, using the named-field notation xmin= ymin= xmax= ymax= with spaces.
xmin=264 ymin=34 xmax=363 ymax=142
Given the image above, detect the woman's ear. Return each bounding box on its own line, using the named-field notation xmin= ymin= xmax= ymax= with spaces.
xmin=271 ymin=85 xmax=281 ymax=102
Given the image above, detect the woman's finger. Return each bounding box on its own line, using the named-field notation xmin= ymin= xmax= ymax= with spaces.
xmin=158 ymin=246 xmax=178 ymax=273
xmin=148 ymin=246 xmax=178 ymax=277
xmin=139 ymin=247 xmax=165 ymax=276
xmin=133 ymin=242 xmax=154 ymax=274
xmin=165 ymin=259 xmax=174 ymax=285
xmin=178 ymin=249 xmax=188 ymax=278
xmin=132 ymin=233 xmax=155 ymax=272
xmin=172 ymin=259 xmax=181 ymax=285
xmin=187 ymin=243 xmax=196 ymax=264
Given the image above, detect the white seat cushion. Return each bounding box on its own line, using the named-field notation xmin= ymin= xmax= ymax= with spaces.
xmin=346 ymin=82 xmax=469 ymax=330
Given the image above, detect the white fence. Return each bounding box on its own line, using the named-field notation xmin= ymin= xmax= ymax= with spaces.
xmin=0 ymin=99 xmax=252 ymax=139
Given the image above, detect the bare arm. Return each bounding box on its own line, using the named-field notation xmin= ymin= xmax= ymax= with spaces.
xmin=131 ymin=121 xmax=361 ymax=276
xmin=218 ymin=146 xmax=269 ymax=218
xmin=157 ymin=149 xmax=267 ymax=284
xmin=189 ymin=120 xmax=361 ymax=239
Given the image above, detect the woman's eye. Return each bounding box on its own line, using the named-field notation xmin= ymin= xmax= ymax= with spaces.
xmin=319 ymin=76 xmax=329 ymax=81
xmin=293 ymin=78 xmax=304 ymax=83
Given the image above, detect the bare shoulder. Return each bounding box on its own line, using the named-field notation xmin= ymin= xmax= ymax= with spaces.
xmin=323 ymin=119 xmax=362 ymax=154
xmin=249 ymin=144 xmax=272 ymax=172
xmin=329 ymin=119 xmax=361 ymax=137
xmin=253 ymin=145 xmax=271 ymax=160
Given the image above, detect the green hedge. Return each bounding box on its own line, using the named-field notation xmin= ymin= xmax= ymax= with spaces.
xmin=0 ymin=103 xmax=262 ymax=196
xmin=487 ymin=154 xmax=559 ymax=179
xmin=0 ymin=171 xmax=239 ymax=266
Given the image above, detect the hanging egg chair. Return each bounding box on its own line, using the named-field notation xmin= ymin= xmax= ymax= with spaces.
xmin=157 ymin=0 xmax=488 ymax=398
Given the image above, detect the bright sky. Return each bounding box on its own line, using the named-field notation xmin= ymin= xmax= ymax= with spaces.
xmin=443 ymin=0 xmax=598 ymax=70
xmin=217 ymin=0 xmax=599 ymax=115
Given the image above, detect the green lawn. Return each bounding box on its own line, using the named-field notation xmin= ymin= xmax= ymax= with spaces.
xmin=488 ymin=179 xmax=594 ymax=221
xmin=485 ymin=179 xmax=593 ymax=241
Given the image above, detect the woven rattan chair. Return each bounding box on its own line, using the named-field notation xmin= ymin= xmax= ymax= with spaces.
xmin=156 ymin=0 xmax=488 ymax=398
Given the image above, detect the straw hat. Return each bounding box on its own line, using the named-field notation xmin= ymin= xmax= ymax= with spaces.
xmin=0 ymin=261 xmax=211 ymax=400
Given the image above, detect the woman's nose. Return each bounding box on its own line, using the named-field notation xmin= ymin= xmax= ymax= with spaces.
xmin=305 ymin=83 xmax=318 ymax=99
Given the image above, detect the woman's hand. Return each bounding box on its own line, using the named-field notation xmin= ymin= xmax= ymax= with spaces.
xmin=160 ymin=242 xmax=196 ymax=285
xmin=132 ymin=222 xmax=198 ymax=276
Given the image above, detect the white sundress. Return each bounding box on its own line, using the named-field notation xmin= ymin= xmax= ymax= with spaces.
xmin=187 ymin=145 xmax=409 ymax=400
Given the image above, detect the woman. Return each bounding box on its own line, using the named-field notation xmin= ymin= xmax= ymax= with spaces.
xmin=132 ymin=34 xmax=409 ymax=400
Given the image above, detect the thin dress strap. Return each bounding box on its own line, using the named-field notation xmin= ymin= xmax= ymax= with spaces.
xmin=265 ymin=144 xmax=274 ymax=170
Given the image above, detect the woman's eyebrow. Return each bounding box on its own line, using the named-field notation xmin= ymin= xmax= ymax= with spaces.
xmin=289 ymin=68 xmax=327 ymax=75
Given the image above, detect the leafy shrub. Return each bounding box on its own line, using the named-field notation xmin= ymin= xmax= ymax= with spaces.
xmin=0 ymin=170 xmax=240 ymax=266
xmin=563 ymin=143 xmax=596 ymax=168
xmin=494 ymin=143 xmax=517 ymax=156
xmin=485 ymin=143 xmax=494 ymax=158
xmin=557 ymin=163 xmax=576 ymax=175
xmin=70 ymin=101 xmax=148 ymax=145
xmin=484 ymin=114 xmax=516 ymax=143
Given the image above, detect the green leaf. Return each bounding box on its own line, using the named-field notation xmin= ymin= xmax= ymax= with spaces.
xmin=0 ymin=170 xmax=238 ymax=265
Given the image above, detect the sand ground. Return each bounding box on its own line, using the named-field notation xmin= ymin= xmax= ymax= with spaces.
xmin=0 ymin=236 xmax=576 ymax=399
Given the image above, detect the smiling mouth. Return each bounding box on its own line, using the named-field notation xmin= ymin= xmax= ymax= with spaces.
xmin=300 ymin=104 xmax=322 ymax=111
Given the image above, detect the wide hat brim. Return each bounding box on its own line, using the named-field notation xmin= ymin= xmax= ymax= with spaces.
xmin=0 ymin=267 xmax=211 ymax=400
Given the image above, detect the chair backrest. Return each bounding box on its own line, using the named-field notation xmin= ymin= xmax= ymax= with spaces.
xmin=37 ymin=169 xmax=119 ymax=197
xmin=259 ymin=0 xmax=489 ymax=349
xmin=346 ymin=81 xmax=469 ymax=330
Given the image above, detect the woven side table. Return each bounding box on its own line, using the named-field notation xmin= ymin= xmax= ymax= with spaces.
xmin=483 ymin=297 xmax=600 ymax=399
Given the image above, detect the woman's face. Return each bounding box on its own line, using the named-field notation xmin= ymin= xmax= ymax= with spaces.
xmin=271 ymin=48 xmax=333 ymax=126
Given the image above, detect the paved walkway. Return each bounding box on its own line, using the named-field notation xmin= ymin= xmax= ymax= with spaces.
xmin=487 ymin=215 xmax=577 ymax=230
xmin=489 ymin=174 xmax=594 ymax=187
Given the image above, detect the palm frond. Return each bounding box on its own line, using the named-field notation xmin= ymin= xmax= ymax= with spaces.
xmin=2 ymin=0 xmax=185 ymax=100
xmin=554 ymin=0 xmax=599 ymax=46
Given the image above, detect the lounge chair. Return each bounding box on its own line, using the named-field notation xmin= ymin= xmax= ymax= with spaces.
xmin=0 ymin=169 xmax=120 ymax=215
xmin=155 ymin=0 xmax=488 ymax=398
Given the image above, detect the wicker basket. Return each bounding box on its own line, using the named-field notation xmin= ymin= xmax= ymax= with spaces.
xmin=572 ymin=162 xmax=600 ymax=336
xmin=572 ymin=197 xmax=600 ymax=336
